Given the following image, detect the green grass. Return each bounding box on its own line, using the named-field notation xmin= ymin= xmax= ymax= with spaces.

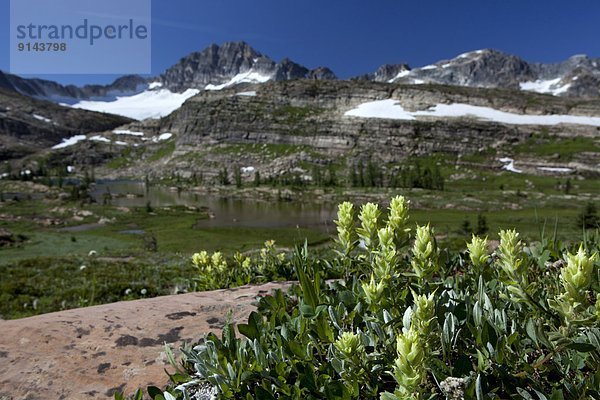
xmin=0 ymin=255 xmax=196 ymax=319
xmin=512 ymin=135 xmax=600 ymax=160
xmin=0 ymin=199 xmax=331 ymax=261
xmin=88 ymin=206 xmax=330 ymax=253
xmin=0 ymin=231 xmax=134 ymax=264
xmin=106 ymin=156 xmax=130 ymax=169
xmin=0 ymin=163 xmax=596 ymax=320
xmin=273 ymin=105 xmax=325 ymax=124
xmin=148 ymin=140 xmax=176 ymax=162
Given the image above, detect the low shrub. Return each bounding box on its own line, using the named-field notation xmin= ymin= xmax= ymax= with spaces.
xmin=132 ymin=196 xmax=600 ymax=399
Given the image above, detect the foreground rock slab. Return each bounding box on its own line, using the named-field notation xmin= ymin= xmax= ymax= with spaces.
xmin=0 ymin=282 xmax=291 ymax=400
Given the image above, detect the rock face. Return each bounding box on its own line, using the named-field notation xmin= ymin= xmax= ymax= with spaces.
xmin=0 ymin=73 xmax=149 ymax=102
xmin=0 ymin=88 xmax=132 ymax=160
xmin=159 ymin=41 xmax=336 ymax=92
xmin=355 ymin=63 xmax=411 ymax=83
xmin=378 ymin=49 xmax=600 ymax=97
xmin=0 ymin=282 xmax=291 ymax=400
xmin=161 ymin=79 xmax=600 ymax=158
xmin=119 ymin=78 xmax=599 ymax=181
xmin=307 ymin=67 xmax=338 ymax=80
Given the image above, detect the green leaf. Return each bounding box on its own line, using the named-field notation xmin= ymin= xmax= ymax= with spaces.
xmin=565 ymin=342 xmax=597 ymax=352
xmin=297 ymin=363 xmax=317 ymax=392
xmin=300 ymin=302 xmax=315 ymax=318
xmin=168 ymin=373 xmax=189 ymax=384
xmin=293 ymin=244 xmax=320 ymax=309
xmin=473 ymin=301 xmax=483 ymax=327
xmin=113 ymin=392 xmax=125 ymax=400
xmin=238 ymin=323 xmax=257 ymax=340
xmin=526 ymin=318 xmax=538 ymax=346
xmin=163 ymin=392 xmax=177 ymax=400
xmin=325 ymin=381 xmax=350 ymax=400
xmin=517 ymin=387 xmax=533 ymax=399
xmin=147 ymin=386 xmax=163 ymax=399
xmin=286 ymin=339 xmax=306 ymax=359
xmin=533 ymin=389 xmax=549 ymax=400
xmin=328 ymin=306 xmax=342 ymax=331
xmin=476 ymin=374 xmax=483 ymax=400
xmin=255 ymin=387 xmax=276 ymax=400
xmin=238 ymin=311 xmax=261 ymax=340
xmin=549 ymin=389 xmax=565 ymax=400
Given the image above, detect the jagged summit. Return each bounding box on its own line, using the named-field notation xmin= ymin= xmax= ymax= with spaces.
xmin=159 ymin=41 xmax=336 ymax=91
xmin=377 ymin=48 xmax=600 ymax=97
xmin=355 ymin=63 xmax=411 ymax=83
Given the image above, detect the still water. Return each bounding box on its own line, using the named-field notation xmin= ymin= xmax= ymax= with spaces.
xmin=91 ymin=180 xmax=338 ymax=232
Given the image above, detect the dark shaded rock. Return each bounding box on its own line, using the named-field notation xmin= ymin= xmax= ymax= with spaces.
xmin=0 ymin=88 xmax=132 ymax=161
xmin=356 ymin=63 xmax=411 ymax=82
xmin=307 ymin=67 xmax=338 ymax=80
xmin=1 ymin=72 xmax=148 ymax=102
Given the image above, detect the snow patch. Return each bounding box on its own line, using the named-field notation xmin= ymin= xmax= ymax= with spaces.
xmin=421 ymin=65 xmax=437 ymax=70
xmin=457 ymin=50 xmax=484 ymax=59
xmin=418 ymin=103 xmax=600 ymax=126
xmin=33 ymin=114 xmax=52 ymax=123
xmin=344 ymin=99 xmax=415 ymax=120
xmin=113 ymin=129 xmax=144 ymax=136
xmin=441 ymin=63 xmax=452 ymax=69
xmin=412 ymin=79 xmax=425 ymax=84
xmin=115 ymin=141 xmax=128 ymax=146
xmin=71 ymin=88 xmax=200 ymax=120
xmin=205 ymin=70 xmax=272 ymax=91
xmin=89 ymin=135 xmax=110 ymax=143
xmin=519 ymin=78 xmax=571 ymax=96
xmin=236 ymin=91 xmax=257 ymax=97
xmin=538 ymin=167 xmax=574 ymax=173
xmin=499 ymin=157 xmax=522 ymax=174
xmin=148 ymin=81 xmax=163 ymax=89
xmin=345 ymin=100 xmax=600 ymax=127
xmin=387 ymin=70 xmax=411 ymax=83
xmin=154 ymin=133 xmax=173 ymax=142
xmin=52 ymin=135 xmax=86 ymax=149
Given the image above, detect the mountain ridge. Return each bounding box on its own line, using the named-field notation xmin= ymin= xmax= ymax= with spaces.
xmin=3 ymin=42 xmax=600 ymax=102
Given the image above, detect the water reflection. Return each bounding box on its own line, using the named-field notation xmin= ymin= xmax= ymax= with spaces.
xmin=91 ymin=181 xmax=338 ymax=232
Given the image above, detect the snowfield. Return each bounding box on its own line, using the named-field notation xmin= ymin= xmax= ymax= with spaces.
xmin=387 ymin=70 xmax=411 ymax=83
xmin=71 ymin=88 xmax=200 ymax=120
xmin=498 ymin=157 xmax=523 ymax=174
xmin=519 ymin=78 xmax=571 ymax=96
xmin=205 ymin=70 xmax=271 ymax=91
xmin=345 ymin=99 xmax=600 ymax=126
xmin=345 ymin=99 xmax=416 ymax=120
xmin=52 ymin=135 xmax=87 ymax=149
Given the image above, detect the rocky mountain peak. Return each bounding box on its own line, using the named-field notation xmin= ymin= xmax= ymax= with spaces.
xmin=307 ymin=67 xmax=337 ymax=80
xmin=402 ymin=49 xmax=536 ymax=89
xmin=275 ymin=58 xmax=309 ymax=80
xmin=160 ymin=41 xmax=336 ymax=92
xmin=354 ymin=63 xmax=411 ymax=83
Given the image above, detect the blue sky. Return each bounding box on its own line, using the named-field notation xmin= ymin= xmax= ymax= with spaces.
xmin=2 ymin=0 xmax=600 ymax=86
